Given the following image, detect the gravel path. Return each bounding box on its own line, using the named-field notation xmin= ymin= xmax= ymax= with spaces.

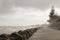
xmin=28 ymin=26 xmax=60 ymax=40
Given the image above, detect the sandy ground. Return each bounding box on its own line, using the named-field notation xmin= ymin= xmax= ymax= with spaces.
xmin=28 ymin=26 xmax=60 ymax=40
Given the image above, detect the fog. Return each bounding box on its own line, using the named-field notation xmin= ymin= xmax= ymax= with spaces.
xmin=0 ymin=0 xmax=60 ymax=26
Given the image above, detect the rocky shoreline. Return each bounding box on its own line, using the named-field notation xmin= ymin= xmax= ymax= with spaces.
xmin=0 ymin=27 xmax=41 ymax=40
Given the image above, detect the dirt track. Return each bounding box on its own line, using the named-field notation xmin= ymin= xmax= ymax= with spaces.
xmin=28 ymin=26 xmax=60 ymax=40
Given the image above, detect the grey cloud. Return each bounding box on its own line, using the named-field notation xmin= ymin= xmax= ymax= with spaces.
xmin=0 ymin=0 xmax=60 ymax=14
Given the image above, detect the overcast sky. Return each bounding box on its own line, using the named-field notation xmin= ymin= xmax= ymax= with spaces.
xmin=0 ymin=0 xmax=60 ymax=26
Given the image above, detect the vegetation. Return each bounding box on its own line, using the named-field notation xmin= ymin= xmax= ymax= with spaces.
xmin=48 ymin=6 xmax=60 ymax=30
